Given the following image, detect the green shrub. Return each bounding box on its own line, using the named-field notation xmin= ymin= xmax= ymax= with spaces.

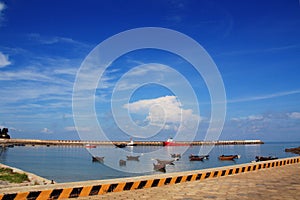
xmin=0 ymin=167 xmax=29 ymax=183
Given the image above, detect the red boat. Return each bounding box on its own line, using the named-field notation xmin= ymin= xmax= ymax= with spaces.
xmin=163 ymin=138 xmax=190 ymax=146
xmin=85 ymin=144 xmax=96 ymax=148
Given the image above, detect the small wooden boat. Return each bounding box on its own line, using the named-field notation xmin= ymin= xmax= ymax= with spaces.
xmin=126 ymin=155 xmax=140 ymax=161
xmin=119 ymin=159 xmax=126 ymax=166
xmin=189 ymin=154 xmax=209 ymax=161
xmin=190 ymin=156 xmax=204 ymax=161
xmin=255 ymin=156 xmax=278 ymax=162
xmin=115 ymin=143 xmax=127 ymax=148
xmin=170 ymin=153 xmax=181 ymax=158
xmin=92 ymin=156 xmax=104 ymax=162
xmin=218 ymin=155 xmax=239 ymax=161
xmin=156 ymin=159 xmax=175 ymax=165
xmin=153 ymin=163 xmax=166 ymax=173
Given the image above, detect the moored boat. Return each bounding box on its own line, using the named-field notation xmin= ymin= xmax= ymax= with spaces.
xmin=126 ymin=155 xmax=140 ymax=161
xmin=153 ymin=163 xmax=166 ymax=173
xmin=92 ymin=156 xmax=104 ymax=162
xmin=189 ymin=156 xmax=204 ymax=161
xmin=255 ymin=156 xmax=278 ymax=162
xmin=156 ymin=159 xmax=175 ymax=165
xmin=115 ymin=143 xmax=127 ymax=148
xmin=85 ymin=144 xmax=96 ymax=148
xmin=189 ymin=154 xmax=209 ymax=161
xmin=163 ymin=138 xmax=190 ymax=146
xmin=170 ymin=153 xmax=181 ymax=160
xmin=119 ymin=159 xmax=126 ymax=166
xmin=170 ymin=153 xmax=181 ymax=158
xmin=127 ymin=139 xmax=137 ymax=146
xmin=218 ymin=155 xmax=239 ymax=161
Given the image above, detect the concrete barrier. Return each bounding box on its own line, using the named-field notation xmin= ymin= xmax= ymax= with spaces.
xmin=0 ymin=156 xmax=299 ymax=200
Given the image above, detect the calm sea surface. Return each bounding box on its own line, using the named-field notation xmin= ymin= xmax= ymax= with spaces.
xmin=0 ymin=142 xmax=299 ymax=183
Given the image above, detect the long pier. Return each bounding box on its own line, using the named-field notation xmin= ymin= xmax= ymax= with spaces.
xmin=0 ymin=139 xmax=263 ymax=146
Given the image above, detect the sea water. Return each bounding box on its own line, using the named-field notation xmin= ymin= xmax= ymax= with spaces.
xmin=0 ymin=142 xmax=299 ymax=183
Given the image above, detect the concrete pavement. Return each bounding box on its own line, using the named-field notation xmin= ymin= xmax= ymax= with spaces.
xmin=1 ymin=157 xmax=299 ymax=200
xmin=76 ymin=163 xmax=300 ymax=200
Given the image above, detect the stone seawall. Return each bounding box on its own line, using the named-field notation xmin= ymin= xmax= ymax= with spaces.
xmin=0 ymin=139 xmax=264 ymax=147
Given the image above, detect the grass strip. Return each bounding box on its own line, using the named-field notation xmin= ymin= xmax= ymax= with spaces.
xmin=0 ymin=167 xmax=29 ymax=183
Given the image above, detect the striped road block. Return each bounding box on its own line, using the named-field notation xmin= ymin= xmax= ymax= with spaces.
xmin=0 ymin=156 xmax=299 ymax=200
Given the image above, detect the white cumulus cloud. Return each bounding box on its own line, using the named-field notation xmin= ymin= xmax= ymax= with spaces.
xmin=0 ymin=52 xmax=11 ymax=68
xmin=124 ymin=95 xmax=200 ymax=131
xmin=288 ymin=112 xmax=300 ymax=119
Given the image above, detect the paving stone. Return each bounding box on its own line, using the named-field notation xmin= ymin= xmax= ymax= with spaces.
xmin=75 ymin=163 xmax=299 ymax=200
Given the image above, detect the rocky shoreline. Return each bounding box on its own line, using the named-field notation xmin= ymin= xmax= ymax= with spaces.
xmin=285 ymin=146 xmax=300 ymax=155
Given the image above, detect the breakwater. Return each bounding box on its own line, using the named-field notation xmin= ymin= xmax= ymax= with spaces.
xmin=0 ymin=139 xmax=263 ymax=147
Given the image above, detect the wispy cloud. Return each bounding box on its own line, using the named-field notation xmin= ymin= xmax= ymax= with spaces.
xmin=164 ymin=0 xmax=187 ymax=25
xmin=27 ymin=33 xmax=90 ymax=48
xmin=287 ymin=112 xmax=300 ymax=119
xmin=217 ymin=45 xmax=299 ymax=57
xmin=0 ymin=51 xmax=11 ymax=68
xmin=228 ymin=90 xmax=300 ymax=103
xmin=41 ymin=128 xmax=53 ymax=134
xmin=231 ymin=114 xmax=264 ymax=122
xmin=0 ymin=1 xmax=6 ymax=26
xmin=0 ymin=69 xmax=51 ymax=81
xmin=228 ymin=111 xmax=300 ymax=137
xmin=0 ymin=52 xmax=79 ymax=118
xmin=113 ymin=63 xmax=176 ymax=92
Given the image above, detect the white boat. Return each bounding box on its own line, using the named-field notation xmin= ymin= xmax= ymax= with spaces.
xmin=85 ymin=144 xmax=96 ymax=148
xmin=127 ymin=139 xmax=137 ymax=146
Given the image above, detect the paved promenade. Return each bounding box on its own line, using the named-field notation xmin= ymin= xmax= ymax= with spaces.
xmin=77 ymin=163 xmax=300 ymax=200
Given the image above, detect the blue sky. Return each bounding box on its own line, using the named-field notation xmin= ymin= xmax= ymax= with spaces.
xmin=0 ymin=0 xmax=300 ymax=142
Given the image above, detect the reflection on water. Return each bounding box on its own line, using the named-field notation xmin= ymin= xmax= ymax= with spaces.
xmin=0 ymin=142 xmax=299 ymax=183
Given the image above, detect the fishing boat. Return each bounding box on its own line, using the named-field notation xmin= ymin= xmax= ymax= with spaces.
xmin=218 ymin=155 xmax=239 ymax=161
xmin=119 ymin=159 xmax=126 ymax=166
xmin=115 ymin=143 xmax=127 ymax=148
xmin=170 ymin=153 xmax=181 ymax=160
xmin=255 ymin=156 xmax=278 ymax=162
xmin=170 ymin=153 xmax=181 ymax=158
xmin=189 ymin=154 xmax=209 ymax=161
xmin=85 ymin=144 xmax=96 ymax=148
xmin=92 ymin=156 xmax=104 ymax=162
xmin=163 ymin=138 xmax=190 ymax=146
xmin=156 ymin=159 xmax=175 ymax=165
xmin=126 ymin=155 xmax=140 ymax=161
xmin=153 ymin=163 xmax=166 ymax=173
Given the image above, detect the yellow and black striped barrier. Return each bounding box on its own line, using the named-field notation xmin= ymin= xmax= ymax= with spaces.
xmin=0 ymin=156 xmax=299 ymax=200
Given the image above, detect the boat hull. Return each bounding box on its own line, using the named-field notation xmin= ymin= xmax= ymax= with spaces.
xmin=85 ymin=144 xmax=96 ymax=148
xmin=163 ymin=141 xmax=190 ymax=146
xmin=218 ymin=155 xmax=238 ymax=160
